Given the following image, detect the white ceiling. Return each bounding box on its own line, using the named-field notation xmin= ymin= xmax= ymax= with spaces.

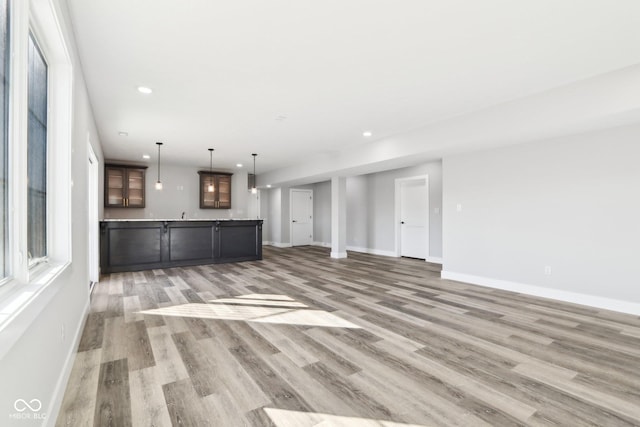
xmin=66 ymin=0 xmax=640 ymax=177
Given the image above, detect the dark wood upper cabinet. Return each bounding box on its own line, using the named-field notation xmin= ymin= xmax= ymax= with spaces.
xmin=105 ymin=164 xmax=147 ymax=208
xmin=199 ymin=171 xmax=232 ymax=209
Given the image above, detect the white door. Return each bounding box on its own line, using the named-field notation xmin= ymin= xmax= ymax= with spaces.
xmin=247 ymin=189 xmax=260 ymax=219
xmin=291 ymin=189 xmax=313 ymax=246
xmin=88 ymin=143 xmax=100 ymax=286
xmin=400 ymin=180 xmax=427 ymax=259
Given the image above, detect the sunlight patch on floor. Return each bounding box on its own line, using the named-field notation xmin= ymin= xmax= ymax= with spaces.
xmin=139 ymin=294 xmax=361 ymax=328
xmin=252 ymin=309 xmax=360 ymax=328
xmin=264 ymin=408 xmax=429 ymax=427
xmin=237 ymin=294 xmax=295 ymax=301
xmin=139 ymin=303 xmax=291 ymax=321
xmin=211 ymin=298 xmax=308 ymax=308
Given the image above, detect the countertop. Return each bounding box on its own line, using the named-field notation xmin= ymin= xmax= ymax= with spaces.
xmin=101 ymin=218 xmax=263 ymax=222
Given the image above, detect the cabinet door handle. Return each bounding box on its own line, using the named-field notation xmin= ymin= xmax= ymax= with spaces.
xmin=122 ymin=197 xmax=125 ymax=206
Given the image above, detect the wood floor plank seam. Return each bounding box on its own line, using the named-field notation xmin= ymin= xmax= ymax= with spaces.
xmin=56 ymin=246 xmax=640 ymax=427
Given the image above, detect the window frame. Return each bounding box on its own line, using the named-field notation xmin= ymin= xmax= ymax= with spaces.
xmin=0 ymin=0 xmax=10 ymax=283
xmin=0 ymin=0 xmax=73 ymax=333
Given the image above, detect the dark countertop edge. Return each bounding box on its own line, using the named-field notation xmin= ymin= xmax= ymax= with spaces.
xmin=101 ymin=218 xmax=263 ymax=222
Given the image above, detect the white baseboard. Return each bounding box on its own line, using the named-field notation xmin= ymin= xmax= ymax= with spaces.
xmin=47 ymin=297 xmax=91 ymax=426
xmin=277 ymin=240 xmax=440 ymax=263
xmin=347 ymin=245 xmax=397 ymax=258
xmin=331 ymin=251 xmax=348 ymax=259
xmin=265 ymin=241 xmax=292 ymax=248
xmin=441 ymin=270 xmax=640 ymax=316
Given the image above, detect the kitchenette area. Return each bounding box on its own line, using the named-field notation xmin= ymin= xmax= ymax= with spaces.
xmin=100 ymin=152 xmax=264 ymax=274
xmin=100 ymin=218 xmax=263 ymax=273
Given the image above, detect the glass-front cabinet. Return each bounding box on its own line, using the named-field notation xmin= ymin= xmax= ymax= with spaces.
xmin=105 ymin=164 xmax=147 ymax=208
xmin=199 ymin=171 xmax=232 ymax=209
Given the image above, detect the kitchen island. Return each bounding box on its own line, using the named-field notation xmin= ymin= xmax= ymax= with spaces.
xmin=99 ymin=219 xmax=263 ymax=273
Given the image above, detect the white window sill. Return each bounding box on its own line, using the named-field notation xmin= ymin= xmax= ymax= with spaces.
xmin=0 ymin=262 xmax=70 ymax=359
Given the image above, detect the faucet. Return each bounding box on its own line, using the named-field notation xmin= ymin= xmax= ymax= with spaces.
xmin=181 ymin=211 xmax=185 ymax=220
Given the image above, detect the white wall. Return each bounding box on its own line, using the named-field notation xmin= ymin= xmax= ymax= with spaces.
xmin=281 ymin=187 xmax=290 ymax=243
xmin=0 ymin=0 xmax=104 ymax=424
xmin=442 ymin=123 xmax=640 ymax=312
xmin=346 ymin=175 xmax=369 ymax=248
xmin=275 ymin=162 xmax=444 ymax=259
xmin=313 ymin=181 xmax=332 ymax=245
xmin=104 ymin=164 xmax=251 ymax=220
xmin=267 ymin=188 xmax=282 ymax=244
xmin=350 ymin=161 xmax=443 ymax=257
xmin=259 ymin=189 xmax=269 ymax=242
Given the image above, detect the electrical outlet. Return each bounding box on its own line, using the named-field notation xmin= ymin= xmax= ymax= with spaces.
xmin=60 ymin=323 xmax=65 ymax=342
xmin=456 ymin=204 xmax=462 ymax=212
xmin=544 ymin=266 xmax=552 ymax=275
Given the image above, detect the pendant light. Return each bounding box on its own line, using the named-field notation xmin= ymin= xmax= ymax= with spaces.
xmin=207 ymin=148 xmax=215 ymax=192
xmin=251 ymin=153 xmax=258 ymax=194
xmin=155 ymin=142 xmax=163 ymax=190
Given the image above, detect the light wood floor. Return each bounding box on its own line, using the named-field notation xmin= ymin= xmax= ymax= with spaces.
xmin=56 ymin=246 xmax=640 ymax=426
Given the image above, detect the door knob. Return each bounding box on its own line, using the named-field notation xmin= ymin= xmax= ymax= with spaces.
xmin=292 ymin=220 xmax=297 ymax=222
xmin=401 ymin=221 xmax=405 ymax=224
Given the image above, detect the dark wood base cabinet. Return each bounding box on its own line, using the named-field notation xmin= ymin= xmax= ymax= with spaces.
xmin=100 ymin=220 xmax=263 ymax=273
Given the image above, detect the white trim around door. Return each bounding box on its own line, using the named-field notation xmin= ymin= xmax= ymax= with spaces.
xmin=87 ymin=140 xmax=100 ymax=288
xmin=289 ymin=188 xmax=314 ymax=246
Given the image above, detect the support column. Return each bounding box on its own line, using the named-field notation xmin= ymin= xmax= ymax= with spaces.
xmin=331 ymin=176 xmax=347 ymax=259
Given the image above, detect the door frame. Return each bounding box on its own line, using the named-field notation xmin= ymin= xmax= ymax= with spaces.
xmin=87 ymin=140 xmax=100 ymax=288
xmin=394 ymin=175 xmax=429 ymax=259
xmin=289 ymin=188 xmax=313 ymax=246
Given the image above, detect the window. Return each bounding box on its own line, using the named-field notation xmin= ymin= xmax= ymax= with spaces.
xmin=0 ymin=0 xmax=8 ymax=279
xmin=27 ymin=34 xmax=47 ymax=265
xmin=0 ymin=0 xmax=73 ymax=335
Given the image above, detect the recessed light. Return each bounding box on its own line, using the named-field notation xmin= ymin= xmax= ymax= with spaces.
xmin=118 ymin=131 xmax=128 ymax=136
xmin=266 ymin=184 xmax=272 ymax=188
xmin=137 ymin=86 xmax=153 ymax=94
xmin=236 ymin=163 xmax=243 ymax=168
xmin=142 ymin=154 xmax=151 ymax=160
xmin=363 ymin=131 xmax=372 ymax=137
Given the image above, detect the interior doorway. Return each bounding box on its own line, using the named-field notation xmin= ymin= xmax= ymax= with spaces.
xmin=395 ymin=176 xmax=429 ymax=259
xmin=87 ymin=141 xmax=100 ymax=288
xmin=290 ymin=189 xmax=313 ymax=246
